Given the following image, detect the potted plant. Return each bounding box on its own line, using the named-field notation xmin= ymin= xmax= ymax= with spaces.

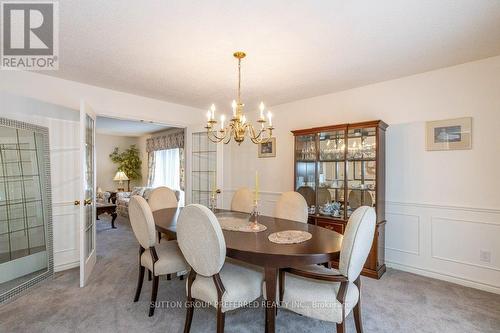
xmin=109 ymin=145 xmax=142 ymax=191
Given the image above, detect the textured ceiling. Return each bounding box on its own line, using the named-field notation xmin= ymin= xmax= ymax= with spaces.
xmin=96 ymin=117 xmax=169 ymax=137
xmin=43 ymin=0 xmax=500 ymax=111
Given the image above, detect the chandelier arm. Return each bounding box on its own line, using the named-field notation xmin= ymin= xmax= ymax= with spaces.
xmin=207 ymin=128 xmax=227 ymax=143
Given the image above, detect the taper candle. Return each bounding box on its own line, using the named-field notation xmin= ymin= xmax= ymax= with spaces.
xmin=255 ymin=170 xmax=259 ymax=201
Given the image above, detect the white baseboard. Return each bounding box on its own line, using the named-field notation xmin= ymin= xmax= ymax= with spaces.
xmin=386 ymin=261 xmax=500 ymax=295
xmin=54 ymin=261 xmax=79 ymax=272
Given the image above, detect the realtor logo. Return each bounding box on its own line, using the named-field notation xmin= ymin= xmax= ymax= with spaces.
xmin=1 ymin=1 xmax=59 ymax=70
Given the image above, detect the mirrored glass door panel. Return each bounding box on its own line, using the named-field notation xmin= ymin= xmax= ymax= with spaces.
xmin=346 ymin=126 xmax=377 ymax=218
xmin=0 ymin=118 xmax=52 ymax=303
xmin=191 ymin=132 xmax=217 ymax=207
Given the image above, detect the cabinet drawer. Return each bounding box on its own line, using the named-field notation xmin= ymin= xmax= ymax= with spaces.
xmin=317 ymin=221 xmax=344 ymax=234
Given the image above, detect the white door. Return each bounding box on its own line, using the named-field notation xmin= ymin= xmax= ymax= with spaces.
xmin=79 ymin=101 xmax=97 ymax=287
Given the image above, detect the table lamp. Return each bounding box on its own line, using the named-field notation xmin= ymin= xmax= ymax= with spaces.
xmin=113 ymin=171 xmax=129 ymax=192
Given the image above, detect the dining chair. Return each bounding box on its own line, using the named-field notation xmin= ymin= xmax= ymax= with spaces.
xmin=274 ymin=191 xmax=309 ymax=223
xmin=230 ymin=187 xmax=254 ymax=213
xmin=129 ymin=195 xmax=189 ymax=317
xmin=273 ymin=206 xmax=376 ymax=333
xmin=148 ymin=186 xmax=178 ymax=211
xmin=148 ymin=186 xmax=178 ymax=244
xmin=177 ymin=204 xmax=263 ymax=333
xmin=296 ymin=186 xmax=315 ymax=207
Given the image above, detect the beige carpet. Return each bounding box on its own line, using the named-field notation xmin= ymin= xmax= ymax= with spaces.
xmin=0 ymin=216 xmax=499 ymax=333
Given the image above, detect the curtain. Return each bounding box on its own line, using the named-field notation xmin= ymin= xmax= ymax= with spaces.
xmin=146 ymin=128 xmax=185 ymax=190
xmin=146 ymin=129 xmax=184 ymax=152
xmin=151 ymin=148 xmax=180 ymax=190
xmin=146 ymin=152 xmax=156 ymax=187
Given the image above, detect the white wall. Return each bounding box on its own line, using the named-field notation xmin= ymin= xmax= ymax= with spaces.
xmin=226 ymin=56 xmax=500 ymax=293
xmin=95 ymin=133 xmax=143 ymax=191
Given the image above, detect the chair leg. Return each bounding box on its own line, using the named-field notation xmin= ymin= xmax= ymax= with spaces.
xmin=216 ymin=306 xmax=225 ymax=333
xmin=149 ymin=275 xmax=159 ymax=317
xmin=184 ymin=297 xmax=195 ymax=333
xmin=148 ymin=269 xmax=152 ymax=281
xmin=133 ymin=265 xmax=145 ymax=302
xmin=167 ymin=274 xmax=171 ymax=280
xmin=158 ymin=231 xmax=162 ymax=243
xmin=353 ymin=277 xmax=364 ymax=333
xmin=336 ymin=322 xmax=345 ymax=333
xmin=180 ymin=274 xmax=184 ymax=281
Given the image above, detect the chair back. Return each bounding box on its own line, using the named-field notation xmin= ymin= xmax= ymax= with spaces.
xmin=231 ymin=187 xmax=254 ymax=213
xmin=339 ymin=206 xmax=376 ymax=281
xmin=275 ymin=191 xmax=308 ymax=223
xmin=148 ymin=186 xmax=178 ymax=212
xmin=296 ymin=186 xmax=315 ymax=207
xmin=129 ymin=196 xmax=157 ymax=249
xmin=177 ymin=204 xmax=226 ymax=277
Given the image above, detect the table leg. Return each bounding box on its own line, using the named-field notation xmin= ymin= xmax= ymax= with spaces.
xmin=111 ymin=212 xmax=117 ymax=229
xmin=264 ymin=266 xmax=278 ymax=333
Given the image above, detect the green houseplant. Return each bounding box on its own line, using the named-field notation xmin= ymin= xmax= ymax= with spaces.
xmin=109 ymin=145 xmax=142 ymax=191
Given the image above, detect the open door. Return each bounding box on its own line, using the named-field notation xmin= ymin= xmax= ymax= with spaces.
xmin=79 ymin=101 xmax=97 ymax=287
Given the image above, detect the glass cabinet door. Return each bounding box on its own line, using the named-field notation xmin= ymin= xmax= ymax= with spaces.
xmin=317 ymin=130 xmax=346 ymax=218
xmin=346 ymin=126 xmax=377 ymax=218
xmin=295 ymin=134 xmax=317 ymax=211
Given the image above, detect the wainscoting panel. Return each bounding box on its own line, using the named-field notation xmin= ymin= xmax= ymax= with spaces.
xmin=431 ymin=217 xmax=500 ymax=272
xmin=386 ymin=201 xmax=500 ymax=294
xmin=386 ymin=213 xmax=420 ymax=256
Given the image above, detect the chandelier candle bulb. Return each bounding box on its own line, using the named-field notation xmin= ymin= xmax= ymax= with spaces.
xmin=210 ymin=104 xmax=216 ymax=120
xmin=267 ymin=112 xmax=273 ymax=127
xmin=259 ymin=102 xmax=265 ymax=119
xmin=232 ymin=100 xmax=237 ymax=117
xmin=220 ymin=115 xmax=225 ymax=129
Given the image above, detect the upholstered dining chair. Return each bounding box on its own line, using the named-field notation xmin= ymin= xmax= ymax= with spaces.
xmin=129 ymin=196 xmax=189 ymax=317
xmin=177 ymin=204 xmax=263 ymax=333
xmin=148 ymin=186 xmax=178 ymax=211
xmin=272 ymin=206 xmax=376 ymax=333
xmin=148 ymin=186 xmax=178 ymax=243
xmin=274 ymin=191 xmax=309 ymax=223
xmin=230 ymin=187 xmax=254 ymax=213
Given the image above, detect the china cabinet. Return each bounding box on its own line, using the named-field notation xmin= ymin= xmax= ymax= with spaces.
xmin=292 ymin=120 xmax=388 ymax=278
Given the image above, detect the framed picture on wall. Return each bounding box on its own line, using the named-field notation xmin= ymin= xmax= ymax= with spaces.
xmin=258 ymin=137 xmax=276 ymax=158
xmin=426 ymin=117 xmax=472 ymax=151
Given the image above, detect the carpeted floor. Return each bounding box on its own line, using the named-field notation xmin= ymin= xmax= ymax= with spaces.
xmin=1 ymin=215 xmax=499 ymax=333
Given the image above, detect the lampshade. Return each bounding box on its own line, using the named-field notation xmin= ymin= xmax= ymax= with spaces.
xmin=113 ymin=171 xmax=129 ymax=181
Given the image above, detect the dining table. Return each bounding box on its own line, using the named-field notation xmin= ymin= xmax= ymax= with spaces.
xmin=153 ymin=207 xmax=343 ymax=333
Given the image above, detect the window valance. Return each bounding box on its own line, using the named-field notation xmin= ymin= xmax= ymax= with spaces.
xmin=146 ymin=129 xmax=184 ymax=152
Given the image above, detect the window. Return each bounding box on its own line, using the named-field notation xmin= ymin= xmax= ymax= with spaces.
xmin=151 ymin=148 xmax=180 ymax=190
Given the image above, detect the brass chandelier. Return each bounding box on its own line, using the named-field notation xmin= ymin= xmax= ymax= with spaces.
xmin=205 ymin=51 xmax=274 ymax=145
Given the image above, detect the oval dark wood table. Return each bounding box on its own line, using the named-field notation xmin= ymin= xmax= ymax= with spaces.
xmin=153 ymin=207 xmax=343 ymax=333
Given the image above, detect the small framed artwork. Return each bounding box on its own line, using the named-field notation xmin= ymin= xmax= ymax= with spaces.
xmin=258 ymin=137 xmax=276 ymax=158
xmin=426 ymin=117 xmax=472 ymax=151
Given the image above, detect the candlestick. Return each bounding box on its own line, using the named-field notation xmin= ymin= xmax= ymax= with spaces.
xmin=259 ymin=102 xmax=265 ymax=120
xmin=212 ymin=172 xmax=217 ymax=195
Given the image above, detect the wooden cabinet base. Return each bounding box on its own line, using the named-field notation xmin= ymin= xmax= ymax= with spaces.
xmin=310 ymin=215 xmax=386 ymax=279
